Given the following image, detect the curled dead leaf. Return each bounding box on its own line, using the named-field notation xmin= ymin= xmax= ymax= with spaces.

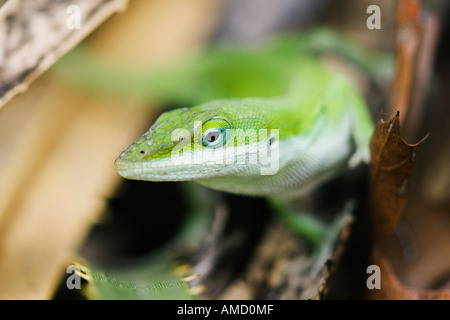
xmin=369 ymin=111 xmax=428 ymax=236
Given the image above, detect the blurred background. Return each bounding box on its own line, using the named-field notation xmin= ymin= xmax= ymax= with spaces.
xmin=0 ymin=0 xmax=449 ymax=299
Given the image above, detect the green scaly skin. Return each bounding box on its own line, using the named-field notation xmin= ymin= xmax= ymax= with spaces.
xmin=57 ymin=30 xmax=378 ymax=243
xmin=112 ymin=36 xmax=374 ymax=198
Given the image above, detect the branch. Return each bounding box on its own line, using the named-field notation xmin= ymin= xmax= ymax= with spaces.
xmin=0 ymin=0 xmax=128 ymax=108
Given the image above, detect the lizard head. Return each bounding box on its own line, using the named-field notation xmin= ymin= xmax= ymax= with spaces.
xmin=115 ymin=98 xmax=279 ymax=183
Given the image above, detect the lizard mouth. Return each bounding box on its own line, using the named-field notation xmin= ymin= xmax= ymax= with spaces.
xmin=114 ymin=158 xmax=223 ymax=182
xmin=114 ymin=131 xmax=277 ymax=181
xmin=114 ymin=147 xmax=267 ymax=182
xmin=114 ymin=157 xmax=186 ymax=181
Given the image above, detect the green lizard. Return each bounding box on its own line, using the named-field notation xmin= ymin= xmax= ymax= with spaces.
xmin=58 ymin=29 xmax=384 ymax=244
xmin=55 ymin=30 xmax=388 ymax=299
xmin=113 ymin=32 xmax=375 ymax=200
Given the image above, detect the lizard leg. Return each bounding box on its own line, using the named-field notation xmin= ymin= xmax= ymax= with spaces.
xmin=268 ymin=198 xmax=354 ymax=275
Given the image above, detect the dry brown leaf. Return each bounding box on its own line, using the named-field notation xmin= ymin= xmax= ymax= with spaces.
xmin=369 ymin=111 xmax=428 ymax=236
xmin=366 ymin=249 xmax=450 ymax=300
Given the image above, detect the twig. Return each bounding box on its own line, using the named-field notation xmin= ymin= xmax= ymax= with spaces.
xmin=389 ymin=0 xmax=442 ymax=141
xmin=389 ymin=0 xmax=421 ymax=131
xmin=0 ymin=0 xmax=129 ymax=109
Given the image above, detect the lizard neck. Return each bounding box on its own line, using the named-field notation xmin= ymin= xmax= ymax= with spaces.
xmin=195 ymin=110 xmax=355 ymax=198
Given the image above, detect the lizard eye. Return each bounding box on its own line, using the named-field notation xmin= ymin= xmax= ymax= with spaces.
xmin=202 ymin=128 xmax=224 ymax=148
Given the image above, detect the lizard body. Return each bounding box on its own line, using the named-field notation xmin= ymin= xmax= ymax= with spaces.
xmin=114 ymin=34 xmax=374 ymax=198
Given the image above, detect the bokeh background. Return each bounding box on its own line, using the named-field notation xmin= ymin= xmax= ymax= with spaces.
xmin=0 ymin=0 xmax=449 ymax=299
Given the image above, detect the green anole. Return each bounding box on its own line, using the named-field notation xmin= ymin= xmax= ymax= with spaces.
xmin=56 ymin=30 xmax=389 ymax=299
xmin=59 ymin=29 xmax=386 ymax=244
xmin=113 ymin=31 xmax=375 ymax=199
